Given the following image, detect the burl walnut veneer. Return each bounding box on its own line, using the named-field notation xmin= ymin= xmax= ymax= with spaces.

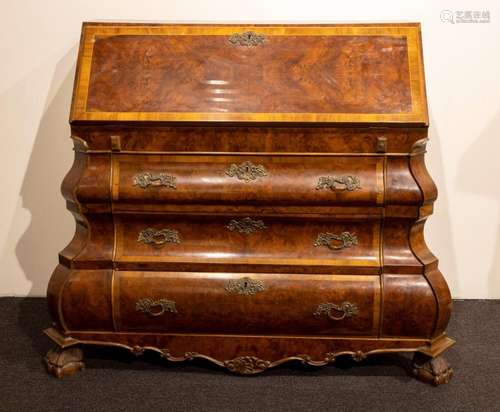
xmin=44 ymin=22 xmax=454 ymax=385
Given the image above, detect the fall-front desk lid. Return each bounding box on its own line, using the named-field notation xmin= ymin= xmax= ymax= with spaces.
xmin=70 ymin=23 xmax=428 ymax=125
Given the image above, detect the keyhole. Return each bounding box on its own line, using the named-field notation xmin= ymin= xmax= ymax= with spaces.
xmin=243 ymin=281 xmax=249 ymax=289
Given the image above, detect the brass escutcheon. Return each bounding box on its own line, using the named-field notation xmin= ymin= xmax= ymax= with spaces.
xmin=225 ymin=277 xmax=266 ymax=295
xmin=225 ymin=161 xmax=267 ymax=182
xmin=228 ymin=31 xmax=266 ymax=47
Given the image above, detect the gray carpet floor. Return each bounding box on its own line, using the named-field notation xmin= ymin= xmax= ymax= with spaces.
xmin=0 ymin=298 xmax=499 ymax=411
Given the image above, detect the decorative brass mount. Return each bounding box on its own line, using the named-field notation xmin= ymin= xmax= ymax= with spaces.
xmin=314 ymin=232 xmax=358 ymax=251
xmin=226 ymin=217 xmax=267 ymax=234
xmin=228 ymin=31 xmax=266 ymax=47
xmin=225 ymin=161 xmax=267 ymax=182
xmin=225 ymin=277 xmax=266 ymax=295
xmin=316 ymin=175 xmax=361 ymax=191
xmin=376 ymin=136 xmax=387 ymax=153
xmin=133 ymin=172 xmax=177 ymax=189
xmin=137 ymin=228 xmax=180 ymax=246
xmin=313 ymin=302 xmax=358 ymax=320
xmin=136 ymin=298 xmax=178 ymax=317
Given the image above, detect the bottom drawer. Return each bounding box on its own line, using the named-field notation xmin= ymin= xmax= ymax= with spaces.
xmin=114 ymin=272 xmax=381 ymax=336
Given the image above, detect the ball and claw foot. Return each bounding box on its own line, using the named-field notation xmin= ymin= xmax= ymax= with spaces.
xmin=412 ymin=352 xmax=453 ymax=386
xmin=45 ymin=346 xmax=84 ymax=378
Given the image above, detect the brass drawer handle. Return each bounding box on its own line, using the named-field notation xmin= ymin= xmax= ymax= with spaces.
xmin=227 ymin=217 xmax=267 ymax=234
xmin=136 ymin=298 xmax=177 ymax=317
xmin=226 ymin=277 xmax=266 ymax=295
xmin=314 ymin=231 xmax=358 ymax=251
xmin=133 ymin=172 xmax=176 ymax=189
xmin=225 ymin=161 xmax=267 ymax=182
xmin=314 ymin=302 xmax=358 ymax=321
xmin=138 ymin=228 xmax=180 ymax=246
xmin=229 ymin=31 xmax=266 ymax=47
xmin=316 ymin=175 xmax=361 ymax=191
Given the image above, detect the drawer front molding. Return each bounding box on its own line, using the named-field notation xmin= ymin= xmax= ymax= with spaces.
xmin=136 ymin=298 xmax=178 ymax=317
xmin=225 ymin=277 xmax=266 ymax=295
xmin=226 ymin=217 xmax=267 ymax=234
xmin=316 ymin=175 xmax=361 ymax=192
xmin=113 ymin=272 xmax=380 ymax=335
xmin=114 ymin=155 xmax=383 ymax=207
xmin=314 ymin=302 xmax=358 ymax=320
xmin=228 ymin=31 xmax=266 ymax=47
xmin=137 ymin=228 xmax=180 ymax=246
xmin=225 ymin=161 xmax=267 ymax=182
xmin=115 ymin=217 xmax=379 ymax=268
xmin=314 ymin=232 xmax=358 ymax=251
xmin=133 ymin=172 xmax=177 ymax=189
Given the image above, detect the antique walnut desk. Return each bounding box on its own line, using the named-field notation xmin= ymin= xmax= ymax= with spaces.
xmin=44 ymin=22 xmax=454 ymax=385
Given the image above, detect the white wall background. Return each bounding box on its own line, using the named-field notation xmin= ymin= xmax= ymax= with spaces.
xmin=1 ymin=0 xmax=499 ymax=298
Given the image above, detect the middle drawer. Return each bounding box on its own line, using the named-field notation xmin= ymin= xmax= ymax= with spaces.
xmin=112 ymin=154 xmax=384 ymax=206
xmin=114 ymin=214 xmax=381 ymax=273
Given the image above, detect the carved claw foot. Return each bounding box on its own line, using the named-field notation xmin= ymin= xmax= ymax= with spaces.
xmin=412 ymin=353 xmax=453 ymax=386
xmin=45 ymin=346 xmax=84 ymax=378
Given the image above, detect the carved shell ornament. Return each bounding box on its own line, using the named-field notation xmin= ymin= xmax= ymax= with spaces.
xmin=224 ymin=356 xmax=271 ymax=374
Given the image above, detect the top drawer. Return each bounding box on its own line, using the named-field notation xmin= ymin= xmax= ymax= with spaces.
xmin=112 ymin=155 xmax=384 ymax=206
